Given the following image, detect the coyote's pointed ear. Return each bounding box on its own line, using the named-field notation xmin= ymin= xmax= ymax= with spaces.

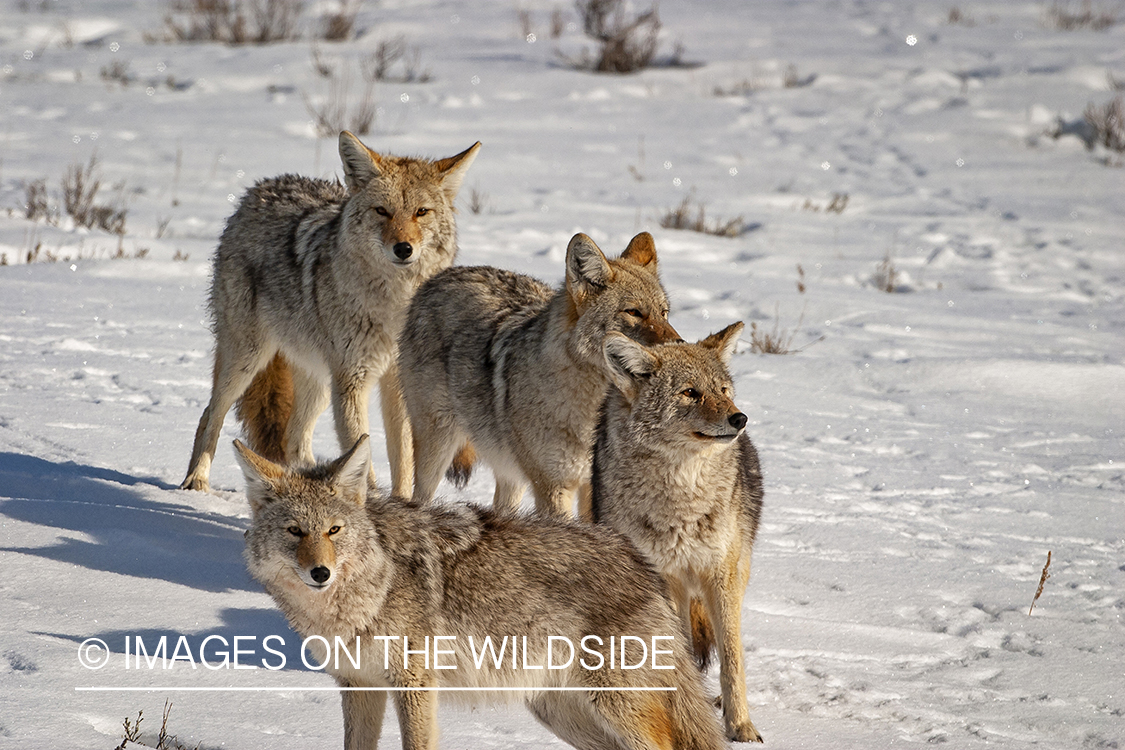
xmin=330 ymin=435 xmax=371 ymax=505
xmin=619 ymin=232 xmax=658 ymax=270
xmin=603 ymin=332 xmax=659 ymax=401
xmin=233 ymin=440 xmax=285 ymax=514
xmin=435 ymin=141 xmax=481 ymax=204
xmin=339 ymin=131 xmax=384 ymax=193
xmin=699 ymin=321 xmax=744 ymax=365
xmin=566 ymin=233 xmax=613 ymax=302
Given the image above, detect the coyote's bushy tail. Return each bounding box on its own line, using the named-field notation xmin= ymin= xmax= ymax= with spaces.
xmin=445 ymin=443 xmax=476 ymax=488
xmin=235 ymin=354 xmax=293 ymax=463
xmin=690 ymin=597 xmax=715 ymax=671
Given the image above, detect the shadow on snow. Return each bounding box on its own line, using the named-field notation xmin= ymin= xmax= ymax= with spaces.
xmin=0 ymin=452 xmax=256 ymax=592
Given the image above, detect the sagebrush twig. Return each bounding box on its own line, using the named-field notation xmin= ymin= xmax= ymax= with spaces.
xmin=1029 ymin=550 xmax=1052 ymax=615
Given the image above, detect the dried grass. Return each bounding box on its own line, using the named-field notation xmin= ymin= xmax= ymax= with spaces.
xmin=304 ymin=51 xmax=377 ymax=137
xmin=24 ymin=178 xmax=54 ymax=223
xmin=468 ymin=186 xmax=490 ymax=215
xmin=115 ymin=700 xmax=195 ymax=750
xmin=62 ymin=155 xmax=127 ymax=235
xmin=873 ymin=250 xmax=899 ymax=293
xmin=1029 ymin=551 xmax=1052 ymax=615
xmin=749 ymin=266 xmax=822 ymax=354
xmin=320 ymin=0 xmax=361 ymax=41
xmin=659 ymin=195 xmax=743 ymax=237
xmin=572 ymin=0 xmax=660 ymax=73
xmin=360 ymin=37 xmax=431 ymax=83
xmin=1043 ymin=0 xmax=1116 ymax=30
xmin=1083 ymin=94 xmax=1125 ymax=152
xmin=947 ymin=6 xmax=975 ymax=26
xmin=160 ymin=0 xmax=303 ymax=45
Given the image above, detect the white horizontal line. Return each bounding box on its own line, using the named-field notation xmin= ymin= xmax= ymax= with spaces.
xmin=76 ymin=686 xmax=676 ymax=693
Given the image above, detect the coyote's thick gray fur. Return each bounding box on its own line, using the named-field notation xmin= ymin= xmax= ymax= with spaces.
xmin=181 ymin=132 xmax=479 ymax=495
xmin=398 ymin=232 xmax=680 ymax=516
xmin=592 ymin=323 xmax=765 ymax=743
xmin=237 ymin=435 xmax=727 ymax=750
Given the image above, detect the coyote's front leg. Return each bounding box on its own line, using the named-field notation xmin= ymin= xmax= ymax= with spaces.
xmin=341 ymin=686 xmax=387 ymax=750
xmin=332 ymin=370 xmax=377 ymax=486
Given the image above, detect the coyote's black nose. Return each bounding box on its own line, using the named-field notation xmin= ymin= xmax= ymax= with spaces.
xmin=310 ymin=566 xmax=331 ymax=584
xmin=728 ymin=412 xmax=748 ymax=430
xmin=393 ymin=242 xmax=413 ymax=260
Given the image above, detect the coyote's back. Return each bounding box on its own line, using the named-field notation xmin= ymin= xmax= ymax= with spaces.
xmin=399 ymin=232 xmax=680 ymax=516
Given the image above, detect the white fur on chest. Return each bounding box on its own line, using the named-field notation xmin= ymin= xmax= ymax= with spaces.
xmin=611 ymin=450 xmax=739 ymax=576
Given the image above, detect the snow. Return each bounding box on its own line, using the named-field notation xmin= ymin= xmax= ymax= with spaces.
xmin=1 ymin=1 xmax=1122 ymax=748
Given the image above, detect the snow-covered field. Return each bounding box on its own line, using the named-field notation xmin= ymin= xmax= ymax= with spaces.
xmin=1 ymin=0 xmax=1122 ymax=747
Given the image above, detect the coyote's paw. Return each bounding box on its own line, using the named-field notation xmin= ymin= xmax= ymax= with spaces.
xmin=727 ymin=718 xmax=763 ymax=744
xmin=180 ymin=473 xmax=211 ymax=493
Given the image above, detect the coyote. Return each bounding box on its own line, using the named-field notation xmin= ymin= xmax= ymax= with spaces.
xmin=398 ymin=232 xmax=680 ymax=516
xmin=591 ymin=323 xmax=765 ymax=743
xmin=237 ymin=435 xmax=726 ymax=750
xmin=180 ymin=132 xmax=480 ymax=495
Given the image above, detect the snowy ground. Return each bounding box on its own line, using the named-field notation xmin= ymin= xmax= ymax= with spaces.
xmin=1 ymin=1 xmax=1123 ymax=748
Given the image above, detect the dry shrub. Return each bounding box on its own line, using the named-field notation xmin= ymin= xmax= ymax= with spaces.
xmin=749 ymin=266 xmax=821 ymax=354
xmin=321 ymin=0 xmax=361 ymax=41
xmin=62 ymin=155 xmax=127 ymax=235
xmin=100 ymin=59 xmax=132 ymax=86
xmin=1084 ymin=95 xmax=1125 ymax=152
xmin=468 ymin=186 xmax=490 ymax=215
xmin=517 ymin=7 xmax=535 ymax=39
xmin=24 ymin=178 xmax=54 ymax=223
xmin=782 ymin=63 xmax=816 ymax=88
xmin=551 ymin=7 xmax=567 ymax=38
xmin=659 ymin=195 xmax=743 ymax=237
xmin=1043 ymin=0 xmax=1116 ymax=30
xmin=749 ymin=310 xmax=798 ymax=354
xmin=573 ymin=0 xmax=660 ymax=73
xmin=801 ymin=192 xmax=849 ymax=213
xmin=115 ymin=700 xmax=190 ymax=750
xmin=947 ymin=6 xmax=975 ymax=25
xmin=162 ymin=0 xmax=303 ymax=44
xmin=872 ymin=250 xmax=898 ymax=293
xmin=713 ymin=78 xmax=762 ymax=97
xmin=304 ymin=52 xmax=376 ymax=137
xmin=360 ymin=36 xmax=431 ymax=82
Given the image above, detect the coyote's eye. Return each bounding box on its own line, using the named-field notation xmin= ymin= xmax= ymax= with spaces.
xmin=327 ymin=525 xmax=341 ymax=536
xmin=374 ymin=207 xmax=390 ymax=217
xmin=681 ymin=388 xmax=701 ymax=401
xmin=661 ymin=309 xmax=669 ymax=319
xmin=623 ymin=308 xmax=643 ymax=319
xmin=415 ymin=207 xmax=429 ymax=217
xmin=287 ymin=526 xmax=303 ymax=536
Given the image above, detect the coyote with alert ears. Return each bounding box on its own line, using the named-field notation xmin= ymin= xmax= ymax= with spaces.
xmin=181 ymin=131 xmax=479 ymax=495
xmin=592 ymin=323 xmax=765 ymax=743
xmin=398 ymin=231 xmax=680 ymax=516
xmin=237 ymin=435 xmax=726 ymax=750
